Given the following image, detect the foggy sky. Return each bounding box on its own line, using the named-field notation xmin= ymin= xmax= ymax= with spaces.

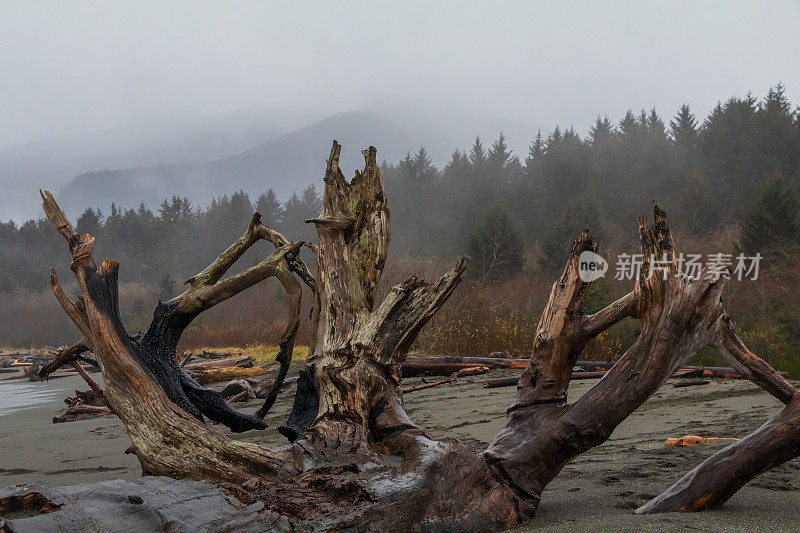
xmin=2 ymin=1 xmax=799 ymax=170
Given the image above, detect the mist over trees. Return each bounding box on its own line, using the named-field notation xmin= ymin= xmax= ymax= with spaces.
xmin=2 ymin=85 xmax=799 ymax=297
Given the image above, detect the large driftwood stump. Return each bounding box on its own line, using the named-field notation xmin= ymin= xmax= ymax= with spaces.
xmin=39 ymin=141 xmax=800 ymax=530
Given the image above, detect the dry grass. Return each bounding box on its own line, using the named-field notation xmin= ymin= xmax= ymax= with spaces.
xmin=7 ymin=232 xmax=800 ymax=378
xmin=182 ymin=344 xmax=310 ymax=365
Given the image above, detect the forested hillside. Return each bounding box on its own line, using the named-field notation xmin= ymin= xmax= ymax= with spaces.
xmin=2 ymin=85 xmax=800 ymax=374
xmin=4 ymin=85 xmax=798 ymax=290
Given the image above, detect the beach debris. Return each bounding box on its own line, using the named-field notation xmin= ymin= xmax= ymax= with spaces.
xmin=664 ymin=435 xmax=739 ymax=447
xmin=672 ymin=368 xmax=705 ymax=379
xmin=53 ymin=390 xmax=113 ymax=423
xmin=221 ymin=376 xmax=299 ymax=403
xmin=183 ymin=356 xmax=269 ymax=384
xmin=401 ymin=366 xmax=490 ymax=393
xmin=0 ymin=344 xmax=100 ymax=382
xmin=482 ymin=362 xmax=787 ymax=389
xmin=484 ymin=370 xmax=608 ymax=388
xmin=188 ymin=366 xmax=267 ymax=385
xmin=402 ymin=354 xmax=529 ymax=377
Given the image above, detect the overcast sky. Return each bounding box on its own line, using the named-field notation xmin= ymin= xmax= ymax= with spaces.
xmin=1 ymin=0 xmax=799 ymax=148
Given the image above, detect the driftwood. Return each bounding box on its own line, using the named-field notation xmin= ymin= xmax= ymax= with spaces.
xmin=483 ymin=364 xmax=787 ymax=389
xmin=226 ymin=376 xmax=299 ymax=397
xmin=188 ymin=366 xmax=268 ymax=385
xmin=402 ymin=354 xmax=527 ymax=377
xmin=53 ymin=390 xmax=113 ymax=423
xmin=184 ymin=355 xmax=254 ymax=370
xmin=180 ymin=355 xmax=267 ymax=384
xmin=38 ymin=141 xmax=800 ymax=530
xmin=401 ymin=366 xmax=490 ymax=393
xmin=484 ymin=371 xmax=606 ymax=388
xmin=664 ymin=435 xmax=739 ymax=447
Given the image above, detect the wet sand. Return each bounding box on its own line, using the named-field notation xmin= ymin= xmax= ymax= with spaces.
xmin=2 ymin=370 xmax=798 ymax=531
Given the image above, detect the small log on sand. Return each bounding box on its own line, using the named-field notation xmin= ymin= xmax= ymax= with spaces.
xmin=53 ymin=390 xmax=112 ymax=423
xmin=664 ymin=435 xmax=739 ymax=447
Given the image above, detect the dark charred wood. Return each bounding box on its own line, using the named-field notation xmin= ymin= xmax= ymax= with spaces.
xmin=278 ymin=369 xmax=318 ymax=442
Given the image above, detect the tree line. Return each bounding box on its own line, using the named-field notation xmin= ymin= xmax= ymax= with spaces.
xmin=1 ymin=84 xmax=799 ymax=294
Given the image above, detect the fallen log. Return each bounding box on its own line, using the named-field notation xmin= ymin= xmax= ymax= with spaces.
xmin=402 ymin=354 xmax=528 ymax=377
xmin=578 ymin=361 xmax=788 ymax=378
xmin=673 ymin=368 xmax=705 ymax=379
xmin=183 ymin=355 xmax=253 ymax=370
xmin=483 ymin=364 xmax=788 ymax=389
xmin=189 ymin=365 xmax=267 ymax=385
xmin=402 ymin=366 xmax=489 ymax=394
xmin=485 ymin=371 xmax=608 ymax=388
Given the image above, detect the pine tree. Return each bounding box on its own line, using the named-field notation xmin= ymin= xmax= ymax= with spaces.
xmin=741 ymin=174 xmax=800 ymax=256
xmin=76 ymin=207 xmax=103 ymax=236
xmin=618 ymin=110 xmax=639 ymax=138
xmin=540 ymin=197 xmax=602 ymax=273
xmin=526 ymin=131 xmax=545 ymax=167
xmin=444 ymin=150 xmax=469 ymax=175
xmin=468 ymin=205 xmax=523 ymax=280
xmin=670 ymin=104 xmax=698 ymax=149
xmin=469 ymin=136 xmax=486 ymax=166
xmin=156 ymin=272 xmax=177 ymax=301
xmin=488 ymin=132 xmax=514 ymax=170
xmin=254 ymin=188 xmax=284 ymax=228
xmin=588 ymin=116 xmax=613 ymax=147
xmin=646 ymin=108 xmax=668 ymax=142
xmin=412 ymin=147 xmax=436 ymax=180
xmin=300 ymin=184 xmax=322 ymax=217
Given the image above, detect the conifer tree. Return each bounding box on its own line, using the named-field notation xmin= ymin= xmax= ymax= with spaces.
xmin=741 ymin=174 xmax=800 ymax=256
xmin=469 ymin=135 xmax=487 ymax=166
xmin=468 ymin=204 xmax=523 ymax=280
xmin=254 ymin=188 xmax=284 ymax=228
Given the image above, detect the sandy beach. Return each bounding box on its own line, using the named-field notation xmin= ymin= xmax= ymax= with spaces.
xmin=1 ymin=368 xmax=798 ymax=531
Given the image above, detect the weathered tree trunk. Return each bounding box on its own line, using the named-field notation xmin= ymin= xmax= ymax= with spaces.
xmin=39 ymin=142 xmax=800 ymax=531
xmin=483 ymin=206 xmax=799 ymax=519
xmin=636 ymin=315 xmax=799 ymax=513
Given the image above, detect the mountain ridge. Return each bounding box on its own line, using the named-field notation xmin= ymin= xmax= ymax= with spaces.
xmin=55 ymin=110 xmax=416 ymax=218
